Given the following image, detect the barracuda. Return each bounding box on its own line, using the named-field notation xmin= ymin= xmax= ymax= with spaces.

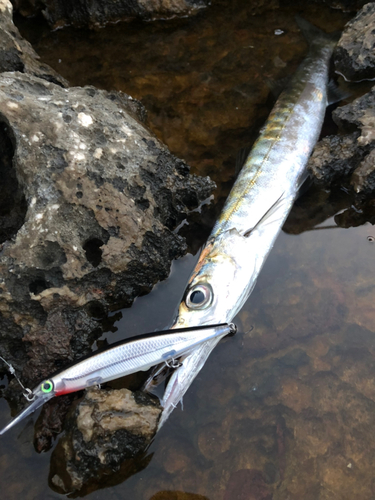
xmin=155 ymin=17 xmax=340 ymax=428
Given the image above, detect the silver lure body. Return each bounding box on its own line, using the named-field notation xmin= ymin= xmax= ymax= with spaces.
xmin=157 ymin=20 xmax=338 ymax=428
xmin=50 ymin=323 xmax=234 ymax=394
xmin=0 ymin=323 xmax=235 ymax=435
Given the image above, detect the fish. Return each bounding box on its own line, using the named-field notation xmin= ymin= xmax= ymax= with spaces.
xmin=0 ymin=322 xmax=236 ymax=435
xmin=152 ymin=17 xmax=340 ymax=429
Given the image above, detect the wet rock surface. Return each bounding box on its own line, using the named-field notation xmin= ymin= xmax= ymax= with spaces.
xmin=319 ymin=0 xmax=369 ymax=12
xmin=0 ymin=70 xmax=214 ymax=391
xmin=49 ymin=387 xmax=161 ymax=494
xmin=334 ymin=2 xmax=375 ymax=82
xmin=308 ymin=86 xmax=375 ymax=193
xmin=308 ymin=132 xmax=366 ymax=184
xmin=13 ymin=0 xmax=209 ymax=28
xmin=308 ymin=3 xmax=375 ymax=195
xmin=0 ymin=0 xmax=66 ymax=85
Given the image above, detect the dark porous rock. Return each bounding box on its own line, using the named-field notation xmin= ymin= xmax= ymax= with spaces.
xmin=34 ymin=394 xmax=73 ymax=452
xmin=49 ymin=387 xmax=161 ymax=494
xmin=334 ymin=85 xmax=375 ymax=144
xmin=308 ymin=87 xmax=375 ymax=193
xmin=308 ymin=132 xmax=368 ymax=184
xmin=334 ymin=2 xmax=375 ymax=82
xmin=351 ymin=148 xmax=375 ymax=192
xmin=0 ymin=70 xmax=214 ymax=401
xmin=318 ymin=0 xmax=370 ymax=12
xmin=13 ymin=0 xmax=209 ymax=28
xmin=0 ymin=0 xmax=67 ymax=85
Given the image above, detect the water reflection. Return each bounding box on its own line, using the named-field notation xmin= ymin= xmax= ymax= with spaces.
xmin=49 ymin=444 xmax=153 ymax=497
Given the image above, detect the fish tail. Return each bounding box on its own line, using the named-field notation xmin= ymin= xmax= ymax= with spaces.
xmin=295 ymin=15 xmax=340 ymax=47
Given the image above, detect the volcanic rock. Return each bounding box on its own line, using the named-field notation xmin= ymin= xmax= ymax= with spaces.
xmin=49 ymin=387 xmax=161 ymax=493
xmin=0 ymin=70 xmax=214 ymax=388
xmin=334 ymin=2 xmax=375 ymax=82
xmin=13 ymin=0 xmax=209 ymax=28
xmin=308 ymin=86 xmax=375 ymax=193
xmin=0 ymin=0 xmax=66 ymax=85
xmin=0 ymin=1 xmax=215 ymax=424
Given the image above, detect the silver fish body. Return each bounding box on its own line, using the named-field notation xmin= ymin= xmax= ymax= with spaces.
xmin=0 ymin=323 xmax=235 ymax=435
xmin=157 ymin=19 xmax=339 ymax=428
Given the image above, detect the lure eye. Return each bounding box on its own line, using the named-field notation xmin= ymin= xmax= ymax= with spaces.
xmin=185 ymin=284 xmax=213 ymax=310
xmin=41 ymin=380 xmax=54 ymax=393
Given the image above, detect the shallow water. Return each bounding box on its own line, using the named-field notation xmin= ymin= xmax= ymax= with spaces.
xmin=2 ymin=1 xmax=375 ymax=499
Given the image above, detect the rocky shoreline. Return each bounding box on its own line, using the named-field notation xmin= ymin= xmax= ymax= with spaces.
xmin=0 ymin=0 xmax=213 ymax=482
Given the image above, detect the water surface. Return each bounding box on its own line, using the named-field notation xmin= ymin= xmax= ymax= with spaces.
xmin=2 ymin=1 xmax=375 ymax=499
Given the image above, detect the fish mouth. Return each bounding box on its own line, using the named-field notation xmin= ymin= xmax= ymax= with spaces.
xmin=0 ymin=391 xmax=54 ymax=435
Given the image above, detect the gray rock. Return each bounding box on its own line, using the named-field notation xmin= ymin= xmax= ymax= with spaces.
xmin=0 ymin=0 xmax=215 ymax=475
xmin=0 ymin=0 xmax=67 ymax=86
xmin=49 ymin=387 xmax=161 ymax=493
xmin=308 ymin=87 xmax=375 ymax=193
xmin=0 ymin=71 xmax=214 ymax=390
xmin=13 ymin=0 xmax=209 ymax=28
xmin=334 ymin=2 xmax=375 ymax=82
xmin=351 ymin=148 xmax=375 ymax=191
xmin=334 ymin=85 xmax=375 ymax=146
xmin=0 ymin=3 xmax=215 ymax=457
xmin=308 ymin=132 xmax=367 ymax=184
xmin=318 ymin=0 xmax=370 ymax=11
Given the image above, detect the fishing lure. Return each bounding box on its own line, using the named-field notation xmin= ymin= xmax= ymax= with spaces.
xmin=0 ymin=322 xmax=236 ymax=435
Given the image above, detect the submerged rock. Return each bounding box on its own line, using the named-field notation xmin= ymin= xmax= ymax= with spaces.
xmin=49 ymin=387 xmax=161 ymax=494
xmin=223 ymin=469 xmax=272 ymax=500
xmin=334 ymin=2 xmax=375 ymax=82
xmin=13 ymin=0 xmax=209 ymax=28
xmin=149 ymin=493 xmax=210 ymax=500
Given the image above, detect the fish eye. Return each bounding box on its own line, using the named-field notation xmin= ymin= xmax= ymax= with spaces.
xmin=41 ymin=380 xmax=54 ymax=393
xmin=185 ymin=284 xmax=213 ymax=309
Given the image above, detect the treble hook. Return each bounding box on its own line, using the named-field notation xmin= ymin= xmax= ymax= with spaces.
xmin=165 ymin=358 xmax=183 ymax=369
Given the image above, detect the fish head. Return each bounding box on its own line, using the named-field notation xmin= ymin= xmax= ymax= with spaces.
xmin=173 ymin=228 xmax=258 ymax=327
